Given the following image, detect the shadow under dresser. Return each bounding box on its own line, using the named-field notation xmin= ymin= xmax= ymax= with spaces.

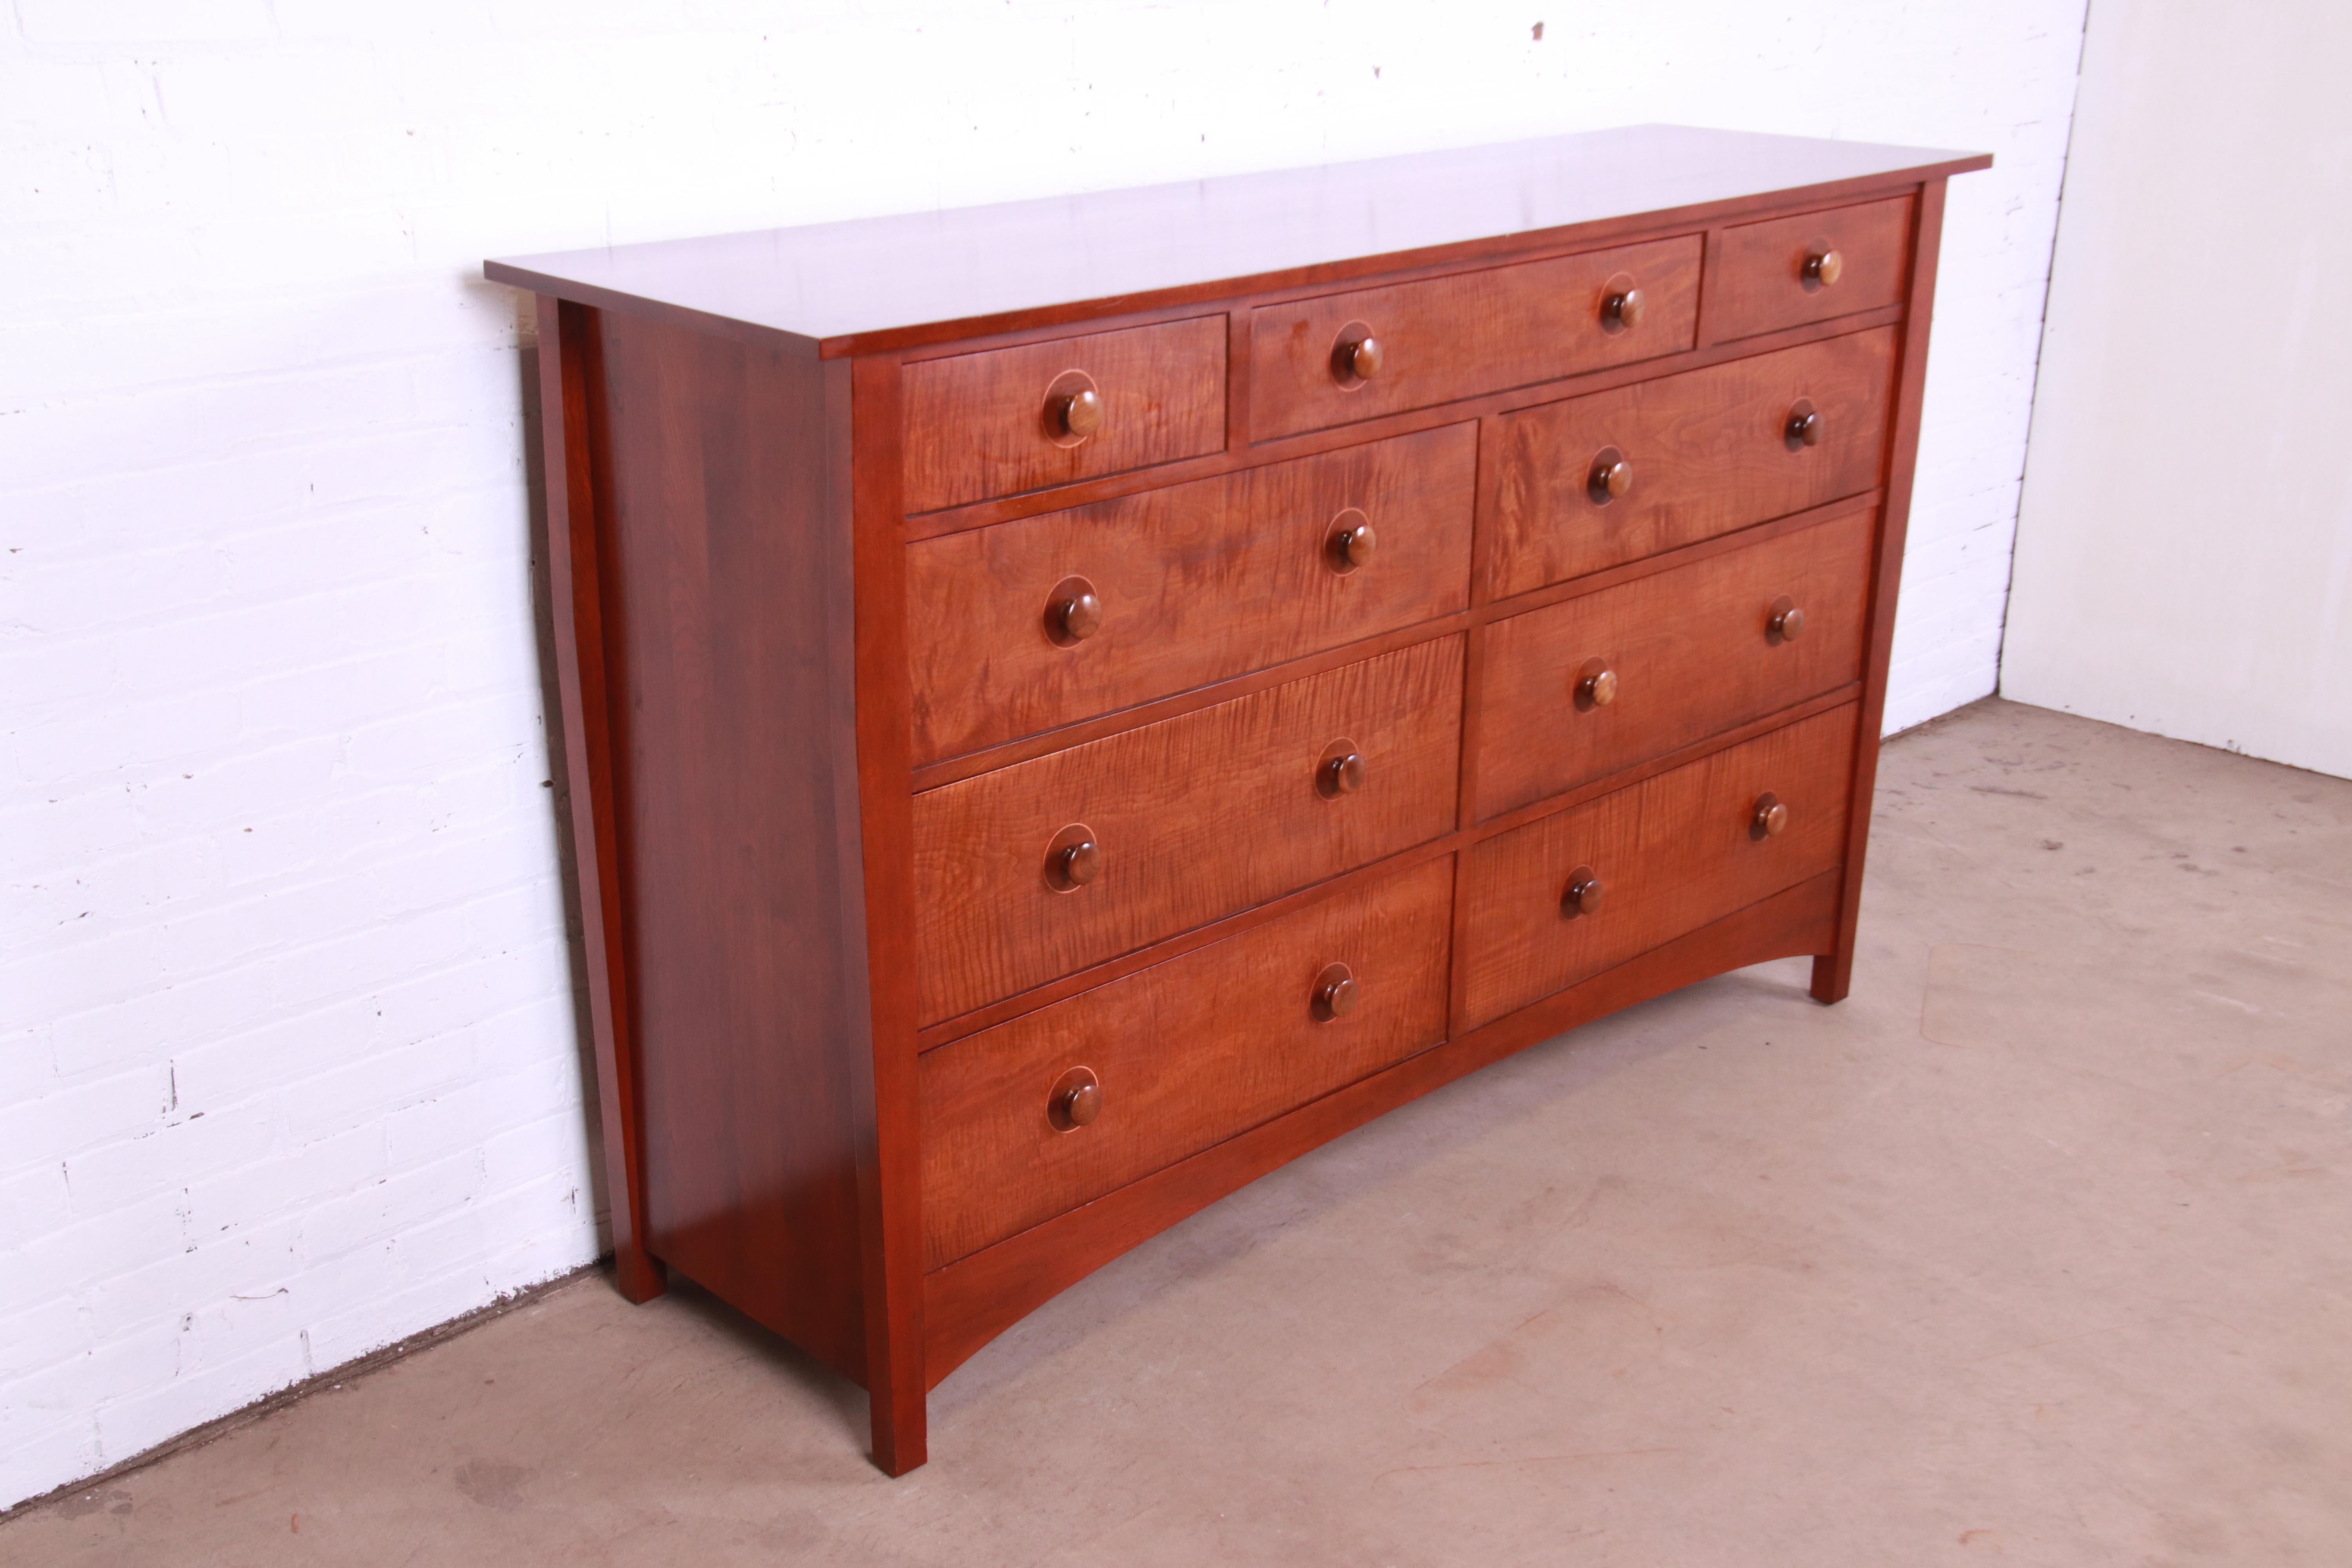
xmin=485 ymin=123 xmax=1990 ymax=1475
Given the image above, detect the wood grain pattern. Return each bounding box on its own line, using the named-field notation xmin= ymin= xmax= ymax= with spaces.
xmin=907 ymin=307 xmax=1904 ymax=546
xmin=901 ymin=316 xmax=1226 ymax=512
xmin=1707 ymin=195 xmax=1914 ymax=344
xmin=920 ymin=856 xmax=1452 ymax=1269
xmin=1814 ymin=178 xmax=1950 ymax=1005
xmin=913 ymin=637 xmax=1463 ymax=1025
xmin=906 ymin=424 xmax=1476 ymax=764
xmin=1484 ymin=327 xmax=1896 ymax=598
xmin=1461 ymin=704 xmax=1858 ymax=1028
xmin=585 ymin=307 xmax=869 ymax=1378
xmin=537 ymin=297 xmax=666 ymax=1305
xmin=1476 ymin=509 xmax=1875 ymax=818
xmin=844 ymin=355 xmax=929 ymax=1474
xmin=1249 ymin=236 xmax=1702 ymax=441
xmin=486 ymin=127 xmax=1985 ymax=355
xmin=922 ymin=866 xmax=1842 ymax=1387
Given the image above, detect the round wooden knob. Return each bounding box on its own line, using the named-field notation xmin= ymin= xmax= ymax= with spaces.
xmin=1578 ymin=659 xmax=1619 ymax=709
xmin=1786 ymin=401 xmax=1823 ymax=448
xmin=1046 ymin=825 xmax=1102 ymax=890
xmin=1330 ymin=518 xmax=1377 ymax=570
xmin=1805 ymin=248 xmax=1845 ymax=287
xmin=1587 ymin=447 xmax=1632 ymax=506
xmin=1334 ymin=334 xmax=1384 ymax=383
xmin=1604 ymin=288 xmax=1646 ymax=328
xmin=1055 ymin=386 xmax=1103 ymax=439
xmin=1769 ymin=595 xmax=1806 ymax=642
xmin=1049 ymin=1067 xmax=1102 ymax=1131
xmin=1323 ymin=750 xmax=1367 ymax=796
xmin=1752 ymin=792 xmax=1790 ymax=839
xmin=1055 ymin=589 xmax=1103 ymax=641
xmin=1313 ymin=962 xmax=1359 ymax=1021
xmin=1561 ymin=865 xmax=1604 ymax=919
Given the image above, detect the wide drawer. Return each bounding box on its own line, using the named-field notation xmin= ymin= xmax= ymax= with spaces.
xmin=901 ymin=316 xmax=1227 ymax=513
xmin=913 ymin=636 xmax=1463 ymax=1025
xmin=1484 ymin=327 xmax=1896 ymax=599
xmin=1707 ymin=196 xmax=1914 ymax=343
xmin=920 ymin=855 xmax=1454 ymax=1269
xmin=907 ymin=424 xmax=1476 ymax=764
xmin=1247 ymin=236 xmax=1701 ymax=442
xmin=1476 ymin=509 xmax=1873 ymax=818
xmin=1461 ymin=704 xmax=1858 ymax=1029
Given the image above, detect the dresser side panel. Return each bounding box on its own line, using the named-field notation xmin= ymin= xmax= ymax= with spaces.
xmin=588 ymin=309 xmax=868 ymax=1376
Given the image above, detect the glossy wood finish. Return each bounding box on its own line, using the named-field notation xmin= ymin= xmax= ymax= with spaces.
xmin=844 ymin=355 xmax=930 ymax=1473
xmin=913 ymin=637 xmax=1463 ymax=1025
xmin=488 ymin=127 xmax=1985 ymax=354
xmin=906 ymin=425 xmax=1475 ymax=764
xmin=1484 ymin=327 xmax=1896 ymax=598
xmin=577 ymin=306 xmax=872 ymax=1377
xmin=1811 ymin=179 xmax=1952 ymax=1007
xmin=920 ymin=857 xmax=1453 ymax=1269
xmin=1476 ymin=508 xmax=1875 ymax=817
xmin=901 ymin=316 xmax=1226 ymax=512
xmin=535 ymin=298 xmax=665 ymax=1308
xmin=494 ymin=129 xmax=1984 ymax=1478
xmin=1707 ymin=195 xmax=1915 ymax=343
xmin=1461 ymin=705 xmax=1858 ymax=1028
xmin=1249 ymin=236 xmax=1702 ymax=441
xmin=923 ymin=865 xmax=1842 ymax=1386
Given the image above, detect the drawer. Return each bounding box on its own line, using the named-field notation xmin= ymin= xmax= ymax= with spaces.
xmin=1248 ymin=236 xmax=1702 ymax=442
xmin=907 ymin=424 xmax=1476 ymax=765
xmin=920 ymin=855 xmax=1454 ymax=1268
xmin=913 ymin=636 xmax=1463 ymax=1025
xmin=1706 ymin=196 xmax=1913 ymax=343
xmin=901 ymin=316 xmax=1227 ymax=512
xmin=1476 ymin=510 xmax=1873 ymax=818
xmin=1484 ymin=327 xmax=1896 ymax=599
xmin=1461 ymin=704 xmax=1857 ymax=1029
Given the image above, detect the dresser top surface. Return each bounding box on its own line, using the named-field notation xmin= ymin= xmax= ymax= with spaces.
xmin=486 ymin=124 xmax=1987 ymax=353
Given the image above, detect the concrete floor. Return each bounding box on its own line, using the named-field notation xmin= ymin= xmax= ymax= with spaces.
xmin=8 ymin=697 xmax=2350 ymax=1566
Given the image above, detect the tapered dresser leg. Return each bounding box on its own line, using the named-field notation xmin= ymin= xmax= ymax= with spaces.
xmin=613 ymin=1245 xmax=668 ymax=1304
xmin=1809 ymin=950 xmax=1853 ymax=1004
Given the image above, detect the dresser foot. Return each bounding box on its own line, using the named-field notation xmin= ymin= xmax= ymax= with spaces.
xmin=611 ymin=1245 xmax=669 ymax=1304
xmin=868 ymin=1396 xmax=928 ymax=1476
xmin=1808 ymin=951 xmax=1851 ymax=1005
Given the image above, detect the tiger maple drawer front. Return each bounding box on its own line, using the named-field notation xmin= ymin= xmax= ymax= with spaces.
xmin=912 ymin=636 xmax=1463 ymax=1025
xmin=1484 ymin=327 xmax=1896 ymax=599
xmin=901 ymin=316 xmax=1228 ymax=513
xmin=919 ymin=856 xmax=1454 ymax=1269
xmin=1248 ymin=236 xmax=1702 ymax=443
xmin=1462 ymin=704 xmax=1858 ymax=1028
xmin=1706 ymin=196 xmax=1914 ymax=343
xmin=1476 ymin=508 xmax=1873 ymax=819
xmin=906 ymin=424 xmax=1476 ymax=765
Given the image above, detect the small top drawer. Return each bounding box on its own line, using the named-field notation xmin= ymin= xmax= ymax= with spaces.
xmin=1248 ymin=236 xmax=1702 ymax=442
xmin=1706 ymin=196 xmax=1914 ymax=343
xmin=901 ymin=316 xmax=1227 ymax=513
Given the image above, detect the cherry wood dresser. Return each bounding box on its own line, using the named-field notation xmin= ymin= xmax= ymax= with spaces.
xmin=486 ymin=125 xmax=1989 ymax=1474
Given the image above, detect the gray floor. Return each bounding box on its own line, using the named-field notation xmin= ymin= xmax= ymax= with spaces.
xmin=8 ymin=698 xmax=2350 ymax=1566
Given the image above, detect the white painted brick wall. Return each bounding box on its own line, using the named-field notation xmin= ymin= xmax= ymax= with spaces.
xmin=0 ymin=0 xmax=2083 ymax=1508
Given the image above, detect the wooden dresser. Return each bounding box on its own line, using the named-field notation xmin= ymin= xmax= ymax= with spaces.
xmin=486 ymin=125 xmax=1989 ymax=1474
